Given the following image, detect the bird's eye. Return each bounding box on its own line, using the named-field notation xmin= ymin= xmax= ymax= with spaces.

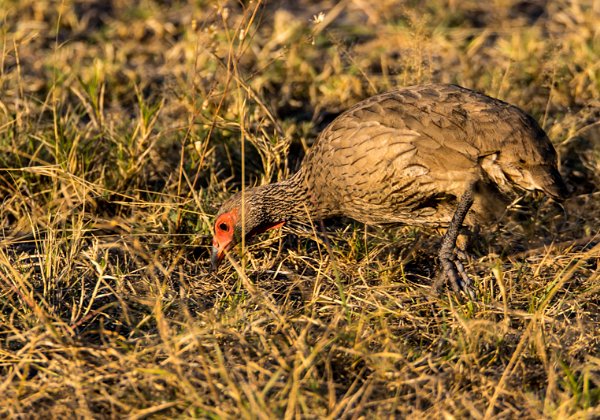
xmin=219 ymin=222 xmax=229 ymax=232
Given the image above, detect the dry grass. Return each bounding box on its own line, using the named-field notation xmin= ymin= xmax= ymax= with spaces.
xmin=0 ymin=0 xmax=599 ymax=418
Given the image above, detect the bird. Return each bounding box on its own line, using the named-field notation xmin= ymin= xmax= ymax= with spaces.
xmin=210 ymin=83 xmax=567 ymax=296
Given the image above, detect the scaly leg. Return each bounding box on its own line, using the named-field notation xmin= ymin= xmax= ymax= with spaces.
xmin=436 ymin=186 xmax=475 ymax=298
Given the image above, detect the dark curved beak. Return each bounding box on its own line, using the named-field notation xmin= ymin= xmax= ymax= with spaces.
xmin=211 ymin=234 xmax=235 ymax=272
xmin=210 ymin=245 xmax=224 ymax=272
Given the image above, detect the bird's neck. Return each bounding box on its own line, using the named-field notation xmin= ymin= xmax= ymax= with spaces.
xmin=253 ymin=169 xmax=333 ymax=222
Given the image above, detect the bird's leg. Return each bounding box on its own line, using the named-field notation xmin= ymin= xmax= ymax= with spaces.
xmin=436 ymin=186 xmax=475 ymax=297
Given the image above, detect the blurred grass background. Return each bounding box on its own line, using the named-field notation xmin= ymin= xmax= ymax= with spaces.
xmin=0 ymin=0 xmax=599 ymax=417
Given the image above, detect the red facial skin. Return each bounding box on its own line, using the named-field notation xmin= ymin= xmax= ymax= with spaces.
xmin=211 ymin=208 xmax=285 ymax=270
xmin=211 ymin=209 xmax=239 ymax=269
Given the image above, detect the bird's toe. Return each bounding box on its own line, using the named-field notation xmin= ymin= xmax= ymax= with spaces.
xmin=435 ymin=253 xmax=475 ymax=299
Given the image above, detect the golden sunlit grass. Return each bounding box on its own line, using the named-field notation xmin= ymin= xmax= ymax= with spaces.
xmin=0 ymin=0 xmax=599 ymax=417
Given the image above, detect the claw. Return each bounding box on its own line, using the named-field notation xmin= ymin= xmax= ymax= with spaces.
xmin=435 ymin=249 xmax=475 ymax=299
xmin=452 ymin=253 xmax=475 ymax=298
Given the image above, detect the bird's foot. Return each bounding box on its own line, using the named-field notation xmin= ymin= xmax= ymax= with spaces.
xmin=435 ymin=251 xmax=475 ymax=299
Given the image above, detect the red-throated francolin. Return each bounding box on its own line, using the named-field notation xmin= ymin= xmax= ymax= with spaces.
xmin=211 ymin=84 xmax=567 ymax=296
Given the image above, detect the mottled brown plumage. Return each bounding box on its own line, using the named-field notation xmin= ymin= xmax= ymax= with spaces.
xmin=212 ymin=84 xmax=567 ymax=295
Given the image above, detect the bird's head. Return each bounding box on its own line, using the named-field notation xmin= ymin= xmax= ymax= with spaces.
xmin=211 ymin=188 xmax=286 ymax=270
